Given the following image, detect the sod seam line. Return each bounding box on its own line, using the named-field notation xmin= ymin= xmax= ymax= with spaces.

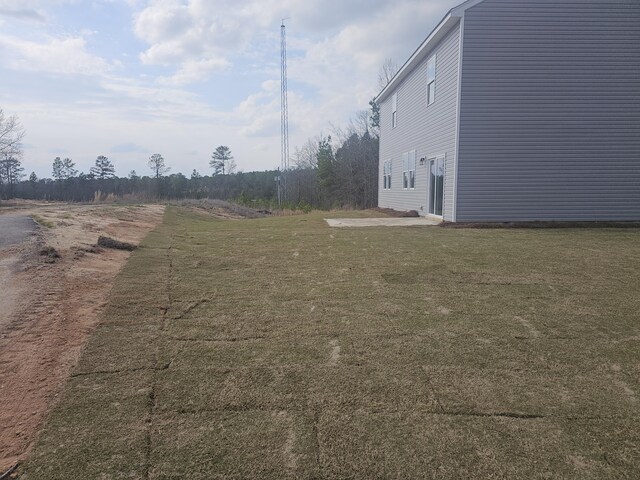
xmin=171 ymin=298 xmax=209 ymax=320
xmin=144 ymin=241 xmax=174 ymax=479
xmin=149 ymin=405 xmax=632 ymax=422
xmin=311 ymin=407 xmax=323 ymax=477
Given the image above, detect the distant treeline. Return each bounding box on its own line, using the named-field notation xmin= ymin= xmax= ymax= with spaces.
xmin=4 ymin=131 xmax=379 ymax=210
xmin=11 ymin=170 xmax=276 ymax=203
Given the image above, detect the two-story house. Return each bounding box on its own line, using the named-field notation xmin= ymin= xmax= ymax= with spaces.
xmin=377 ymin=0 xmax=640 ymax=222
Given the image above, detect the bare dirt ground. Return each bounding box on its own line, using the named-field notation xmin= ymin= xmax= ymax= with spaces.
xmin=0 ymin=202 xmax=164 ymax=472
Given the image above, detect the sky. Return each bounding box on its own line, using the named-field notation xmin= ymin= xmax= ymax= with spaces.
xmin=0 ymin=0 xmax=460 ymax=178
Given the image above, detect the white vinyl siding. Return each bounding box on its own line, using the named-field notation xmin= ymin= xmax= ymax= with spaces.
xmin=427 ymin=55 xmax=436 ymax=105
xmin=378 ymin=21 xmax=460 ymax=219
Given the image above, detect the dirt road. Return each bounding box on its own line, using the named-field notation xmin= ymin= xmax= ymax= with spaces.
xmin=0 ymin=215 xmax=37 ymax=248
xmin=0 ymin=215 xmax=38 ymax=334
xmin=0 ymin=202 xmax=164 ymax=472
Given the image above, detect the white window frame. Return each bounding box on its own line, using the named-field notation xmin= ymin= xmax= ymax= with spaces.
xmin=428 ymin=154 xmax=446 ymax=216
xmin=383 ymin=159 xmax=392 ymax=190
xmin=409 ymin=151 xmax=416 ymax=189
xmin=402 ymin=150 xmax=416 ymax=190
xmin=426 ymin=55 xmax=436 ymax=106
xmin=392 ymin=93 xmax=398 ymax=128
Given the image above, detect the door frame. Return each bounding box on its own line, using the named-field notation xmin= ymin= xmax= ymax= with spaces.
xmin=427 ymin=154 xmax=446 ymax=217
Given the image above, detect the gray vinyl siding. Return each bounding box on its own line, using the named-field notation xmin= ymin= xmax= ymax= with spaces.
xmin=457 ymin=0 xmax=640 ymax=221
xmin=379 ymin=21 xmax=460 ymax=220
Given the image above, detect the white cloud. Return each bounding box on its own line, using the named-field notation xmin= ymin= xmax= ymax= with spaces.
xmin=132 ymin=0 xmax=460 ymax=104
xmin=0 ymin=34 xmax=113 ymax=75
xmin=158 ymin=57 xmax=230 ymax=86
xmin=134 ymin=0 xmax=246 ymax=66
xmin=134 ymin=0 xmax=192 ymax=52
xmin=132 ymin=0 xmax=398 ymax=85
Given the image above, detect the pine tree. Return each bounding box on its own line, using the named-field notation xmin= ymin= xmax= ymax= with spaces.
xmin=316 ymin=136 xmax=336 ymax=192
xmin=0 ymin=156 xmax=25 ymax=198
xmin=148 ymin=153 xmax=170 ymax=179
xmin=62 ymin=158 xmax=77 ymax=178
xmin=52 ymin=157 xmax=64 ymax=180
xmin=210 ymin=146 xmax=236 ymax=175
xmin=90 ymin=155 xmax=115 ymax=179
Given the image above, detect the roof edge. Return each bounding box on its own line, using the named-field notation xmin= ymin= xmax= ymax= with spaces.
xmin=374 ymin=0 xmax=485 ymax=104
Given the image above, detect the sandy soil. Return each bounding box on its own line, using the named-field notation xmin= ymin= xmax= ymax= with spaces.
xmin=0 ymin=202 xmax=165 ymax=472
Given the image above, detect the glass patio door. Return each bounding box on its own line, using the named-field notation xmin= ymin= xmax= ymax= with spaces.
xmin=428 ymin=157 xmax=444 ymax=216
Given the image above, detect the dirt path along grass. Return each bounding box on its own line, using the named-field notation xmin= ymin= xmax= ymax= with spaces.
xmin=0 ymin=203 xmax=164 ymax=472
xmin=21 ymin=207 xmax=640 ymax=479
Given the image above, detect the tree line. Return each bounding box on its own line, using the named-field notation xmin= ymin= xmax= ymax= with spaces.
xmin=1 ymin=58 xmax=393 ymax=210
xmin=2 ymin=124 xmax=380 ymax=210
xmin=1 ymin=60 xmax=398 ymax=209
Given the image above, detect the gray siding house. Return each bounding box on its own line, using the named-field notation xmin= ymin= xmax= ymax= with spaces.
xmin=377 ymin=0 xmax=640 ymax=222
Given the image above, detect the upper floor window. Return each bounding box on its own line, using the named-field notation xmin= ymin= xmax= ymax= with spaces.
xmin=392 ymin=93 xmax=398 ymax=128
xmin=383 ymin=159 xmax=392 ymax=189
xmin=427 ymin=55 xmax=436 ymax=106
xmin=402 ymin=150 xmax=416 ymax=189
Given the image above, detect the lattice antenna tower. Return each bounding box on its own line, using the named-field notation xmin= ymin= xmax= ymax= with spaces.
xmin=280 ymin=18 xmax=290 ymax=203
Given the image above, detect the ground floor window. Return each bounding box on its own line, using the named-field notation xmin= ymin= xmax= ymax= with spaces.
xmin=428 ymin=156 xmax=445 ymax=216
xmin=383 ymin=159 xmax=392 ymax=189
xmin=402 ymin=150 xmax=416 ymax=189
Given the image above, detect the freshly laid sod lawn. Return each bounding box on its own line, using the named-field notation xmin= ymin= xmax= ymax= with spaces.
xmin=24 ymin=207 xmax=640 ymax=479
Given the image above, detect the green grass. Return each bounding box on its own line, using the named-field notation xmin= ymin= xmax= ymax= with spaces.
xmin=24 ymin=207 xmax=640 ymax=479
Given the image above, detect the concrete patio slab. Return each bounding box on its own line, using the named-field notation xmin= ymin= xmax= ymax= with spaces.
xmin=325 ymin=217 xmax=442 ymax=228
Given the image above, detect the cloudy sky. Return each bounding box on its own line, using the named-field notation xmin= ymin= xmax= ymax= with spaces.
xmin=0 ymin=0 xmax=459 ymax=178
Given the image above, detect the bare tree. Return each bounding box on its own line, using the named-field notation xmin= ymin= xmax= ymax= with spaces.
xmin=351 ymin=110 xmax=372 ymax=137
xmin=292 ymin=136 xmax=322 ymax=169
xmin=0 ymin=109 xmax=26 ymax=199
xmin=0 ymin=108 xmax=25 ymax=160
xmin=328 ymin=111 xmax=371 ymax=145
xmin=368 ymin=59 xmax=399 ymax=135
xmin=148 ymin=153 xmax=170 ymax=179
xmin=377 ymin=58 xmax=399 ymax=91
